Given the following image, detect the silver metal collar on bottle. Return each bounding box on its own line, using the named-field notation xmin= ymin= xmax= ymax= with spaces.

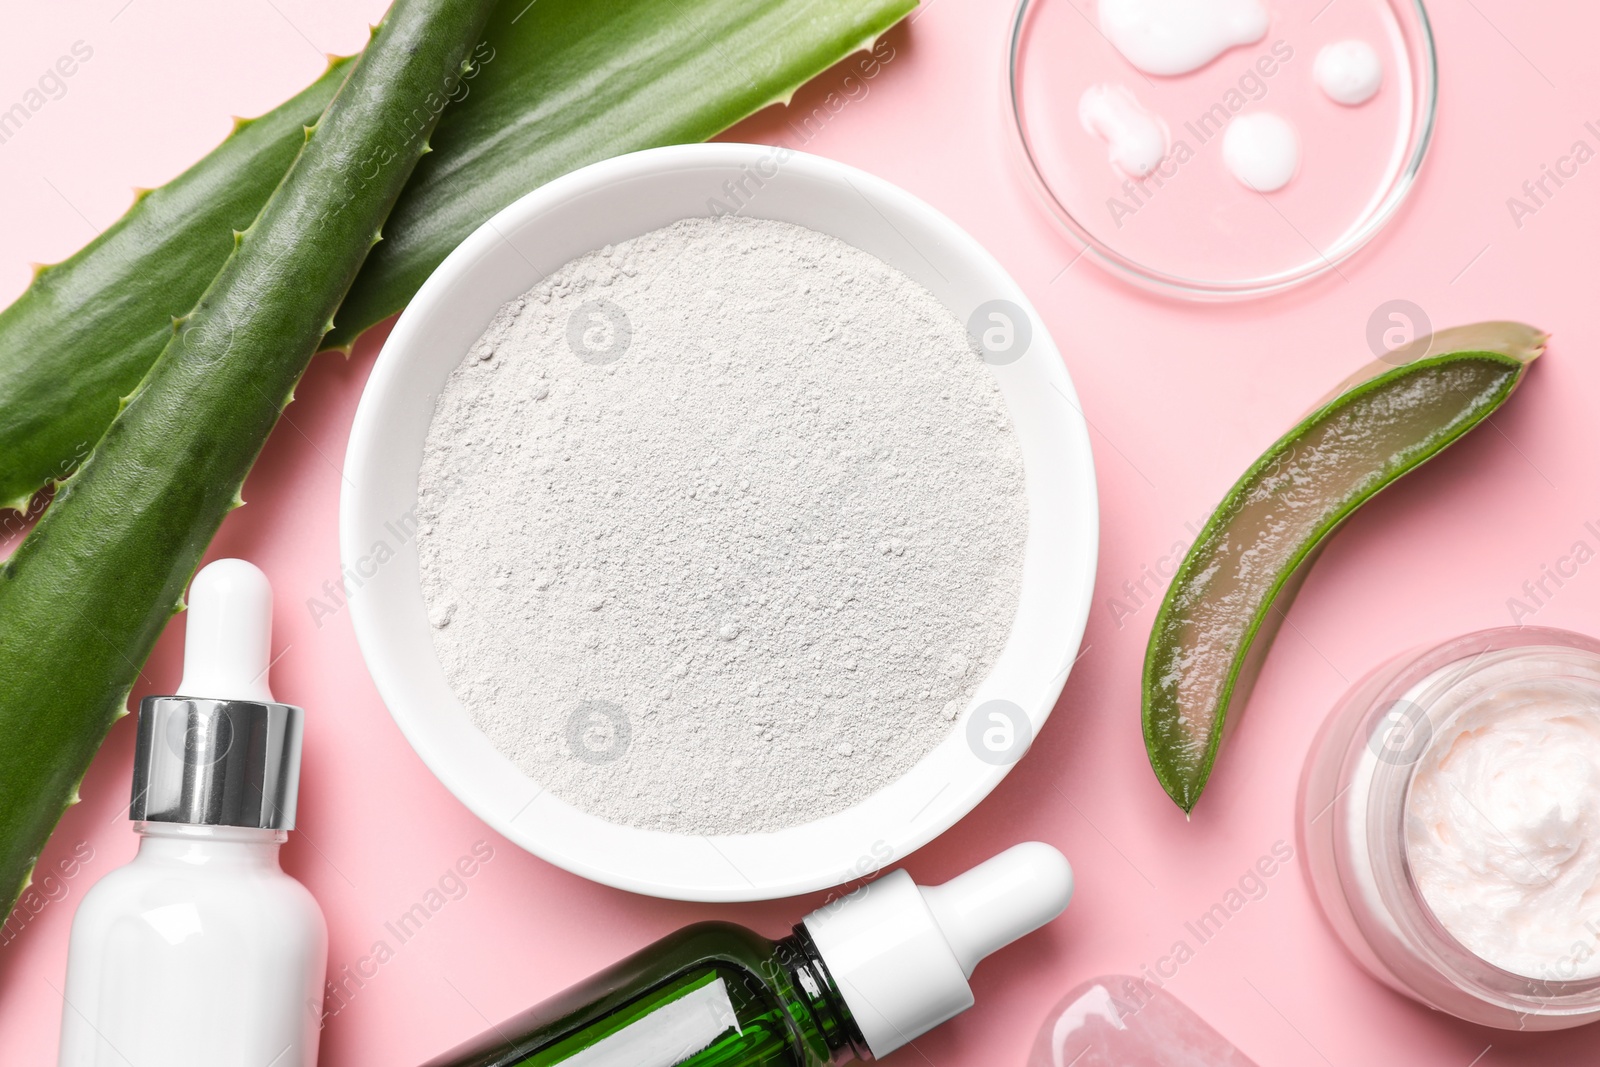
xmin=130 ymin=696 xmax=304 ymax=830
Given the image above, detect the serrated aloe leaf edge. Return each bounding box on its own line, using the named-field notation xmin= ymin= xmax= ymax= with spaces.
xmin=0 ymin=0 xmax=498 ymax=914
xmin=0 ymin=0 xmax=917 ymax=509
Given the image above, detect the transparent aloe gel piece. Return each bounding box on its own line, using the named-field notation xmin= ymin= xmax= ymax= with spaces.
xmin=1027 ymin=975 xmax=1259 ymax=1067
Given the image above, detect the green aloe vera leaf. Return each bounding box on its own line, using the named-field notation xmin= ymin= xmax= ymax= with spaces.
xmin=0 ymin=58 xmax=353 ymax=514
xmin=330 ymin=0 xmax=914 ymax=347
xmin=0 ymin=0 xmax=495 ymax=912
xmin=1142 ymin=322 xmax=1546 ymax=814
xmin=0 ymin=0 xmax=916 ymax=509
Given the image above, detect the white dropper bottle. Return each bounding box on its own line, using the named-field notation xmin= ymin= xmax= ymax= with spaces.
xmin=57 ymin=559 xmax=328 ymax=1067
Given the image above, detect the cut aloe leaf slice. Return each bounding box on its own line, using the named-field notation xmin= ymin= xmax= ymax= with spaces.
xmin=1142 ymin=322 xmax=1546 ymax=813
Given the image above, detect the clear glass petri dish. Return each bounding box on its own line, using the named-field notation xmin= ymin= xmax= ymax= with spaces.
xmin=1008 ymin=0 xmax=1437 ymax=300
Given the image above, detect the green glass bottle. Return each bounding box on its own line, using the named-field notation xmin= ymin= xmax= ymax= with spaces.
xmin=420 ymin=843 xmax=1072 ymax=1067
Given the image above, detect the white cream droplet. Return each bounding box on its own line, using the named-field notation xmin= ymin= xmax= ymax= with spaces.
xmin=1079 ymin=84 xmax=1169 ymax=177
xmin=1223 ymin=112 xmax=1299 ymax=192
xmin=1098 ymin=0 xmax=1270 ymax=76
xmin=1315 ymin=40 xmax=1383 ymax=105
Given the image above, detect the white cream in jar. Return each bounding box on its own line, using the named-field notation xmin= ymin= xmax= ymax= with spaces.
xmin=1405 ymin=690 xmax=1600 ymax=980
xmin=1300 ymin=629 xmax=1600 ymax=1030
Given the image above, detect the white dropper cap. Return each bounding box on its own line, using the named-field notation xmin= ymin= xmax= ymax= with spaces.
xmin=802 ymin=842 xmax=1073 ymax=1057
xmin=176 ymin=558 xmax=276 ymax=702
xmin=134 ymin=558 xmax=303 ymax=829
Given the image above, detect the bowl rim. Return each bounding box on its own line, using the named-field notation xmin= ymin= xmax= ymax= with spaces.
xmin=341 ymin=142 xmax=1099 ymax=900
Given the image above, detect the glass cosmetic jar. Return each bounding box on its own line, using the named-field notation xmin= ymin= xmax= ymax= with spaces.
xmin=1299 ymin=626 xmax=1600 ymax=1030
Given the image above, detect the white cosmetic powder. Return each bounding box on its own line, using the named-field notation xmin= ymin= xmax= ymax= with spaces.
xmin=416 ymin=216 xmax=1027 ymax=835
xmin=1406 ymin=690 xmax=1600 ymax=979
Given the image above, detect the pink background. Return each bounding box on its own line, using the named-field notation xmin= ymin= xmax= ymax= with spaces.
xmin=3 ymin=0 xmax=1598 ymax=1063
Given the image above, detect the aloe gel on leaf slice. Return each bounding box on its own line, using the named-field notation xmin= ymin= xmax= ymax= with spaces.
xmin=1142 ymin=323 xmax=1546 ymax=814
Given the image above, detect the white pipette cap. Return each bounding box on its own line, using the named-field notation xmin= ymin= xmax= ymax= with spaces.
xmin=131 ymin=559 xmax=305 ymax=830
xmin=802 ymin=842 xmax=1074 ymax=1056
xmin=174 ymin=557 xmax=278 ymax=702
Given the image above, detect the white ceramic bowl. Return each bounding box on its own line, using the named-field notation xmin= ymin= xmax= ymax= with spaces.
xmin=342 ymin=144 xmax=1098 ymax=901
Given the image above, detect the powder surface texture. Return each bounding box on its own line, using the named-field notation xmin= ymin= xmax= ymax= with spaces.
xmin=416 ymin=216 xmax=1026 ymax=835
